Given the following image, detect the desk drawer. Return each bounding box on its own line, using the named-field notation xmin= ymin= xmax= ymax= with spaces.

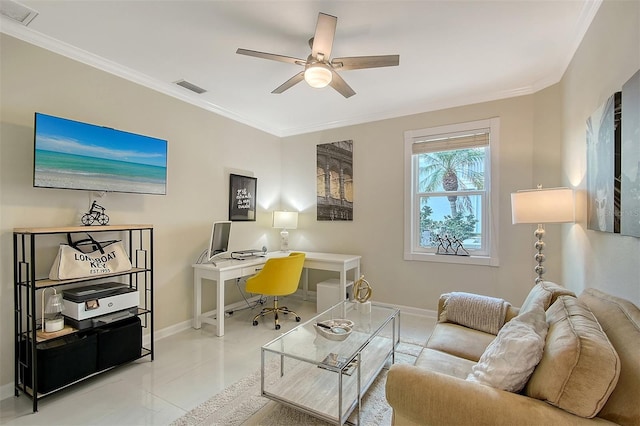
xmin=241 ymin=266 xmax=263 ymax=277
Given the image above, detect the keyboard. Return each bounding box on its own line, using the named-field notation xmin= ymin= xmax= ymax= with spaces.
xmin=231 ymin=250 xmax=262 ymax=259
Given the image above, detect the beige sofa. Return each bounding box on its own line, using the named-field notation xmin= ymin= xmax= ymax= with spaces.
xmin=385 ymin=282 xmax=640 ymax=425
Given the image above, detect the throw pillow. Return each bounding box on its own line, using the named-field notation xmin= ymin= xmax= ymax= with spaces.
xmin=525 ymin=296 xmax=620 ymax=418
xmin=466 ymin=303 xmax=548 ymax=392
xmin=519 ymin=281 xmax=575 ymax=314
xmin=439 ymin=292 xmax=510 ymax=335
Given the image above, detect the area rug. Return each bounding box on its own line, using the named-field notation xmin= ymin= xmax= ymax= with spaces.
xmin=171 ymin=342 xmax=423 ymax=426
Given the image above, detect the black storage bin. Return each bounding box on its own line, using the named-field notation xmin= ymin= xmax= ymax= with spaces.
xmin=23 ymin=333 xmax=97 ymax=394
xmin=96 ymin=316 xmax=142 ymax=370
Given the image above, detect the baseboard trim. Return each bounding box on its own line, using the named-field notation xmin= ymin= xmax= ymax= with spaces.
xmin=373 ymin=300 xmax=437 ymax=319
xmin=2 ymin=295 xmax=435 ymax=401
xmin=0 ymin=383 xmax=14 ymax=401
xmin=143 ymin=293 xmax=436 ymax=346
xmin=142 ymin=295 xmax=263 ymax=346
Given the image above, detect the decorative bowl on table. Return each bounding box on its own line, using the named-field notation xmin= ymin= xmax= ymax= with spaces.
xmin=314 ymin=319 xmax=354 ymax=341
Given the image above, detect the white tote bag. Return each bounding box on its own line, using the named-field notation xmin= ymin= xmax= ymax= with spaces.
xmin=49 ymin=234 xmax=132 ymax=280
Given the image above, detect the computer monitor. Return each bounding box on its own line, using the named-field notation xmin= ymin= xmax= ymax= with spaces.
xmin=208 ymin=221 xmax=231 ymax=263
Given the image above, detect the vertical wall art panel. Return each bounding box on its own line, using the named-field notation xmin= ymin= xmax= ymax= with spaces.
xmin=587 ymin=92 xmax=621 ymax=233
xmin=316 ymin=140 xmax=353 ymax=221
xmin=229 ymin=173 xmax=257 ymax=221
xmin=621 ymin=70 xmax=640 ymax=237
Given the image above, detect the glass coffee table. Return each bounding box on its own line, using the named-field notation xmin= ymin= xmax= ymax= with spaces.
xmin=261 ymin=301 xmax=400 ymax=425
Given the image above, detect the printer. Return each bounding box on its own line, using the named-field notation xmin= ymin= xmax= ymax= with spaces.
xmin=62 ymin=282 xmax=139 ymax=330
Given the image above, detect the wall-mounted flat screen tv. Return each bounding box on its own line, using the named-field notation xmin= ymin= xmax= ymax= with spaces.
xmin=33 ymin=112 xmax=168 ymax=195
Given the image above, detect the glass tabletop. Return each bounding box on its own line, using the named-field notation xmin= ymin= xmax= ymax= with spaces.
xmin=262 ymin=301 xmax=399 ymax=364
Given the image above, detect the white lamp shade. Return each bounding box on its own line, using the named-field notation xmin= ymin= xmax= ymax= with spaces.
xmin=304 ymin=63 xmax=332 ymax=88
xmin=273 ymin=211 xmax=298 ymax=229
xmin=511 ymin=187 xmax=575 ymax=224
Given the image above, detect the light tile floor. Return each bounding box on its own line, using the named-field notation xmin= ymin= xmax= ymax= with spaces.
xmin=1 ymin=298 xmax=434 ymax=425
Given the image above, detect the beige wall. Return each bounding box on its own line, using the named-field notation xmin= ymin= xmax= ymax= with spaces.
xmin=280 ymin=92 xmax=563 ymax=311
xmin=560 ymin=0 xmax=640 ymax=303
xmin=0 ymin=35 xmax=282 ymax=390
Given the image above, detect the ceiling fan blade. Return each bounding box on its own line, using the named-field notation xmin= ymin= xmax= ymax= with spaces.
xmin=311 ymin=13 xmax=337 ymax=60
xmin=236 ymin=48 xmax=305 ymax=65
xmin=272 ymin=71 xmax=305 ymax=94
xmin=329 ymin=70 xmax=356 ymax=98
xmin=331 ymin=55 xmax=400 ymax=71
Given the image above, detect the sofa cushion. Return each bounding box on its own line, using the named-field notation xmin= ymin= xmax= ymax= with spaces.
xmin=519 ymin=281 xmax=576 ymax=314
xmin=525 ymin=296 xmax=620 ymax=418
xmin=579 ymin=288 xmax=640 ymax=425
xmin=466 ymin=303 xmax=548 ymax=392
xmin=414 ymin=348 xmax=476 ymax=380
xmin=426 ymin=322 xmax=497 ymax=362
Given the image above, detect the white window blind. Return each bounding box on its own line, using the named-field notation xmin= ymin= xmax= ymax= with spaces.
xmin=411 ymin=130 xmax=490 ymax=155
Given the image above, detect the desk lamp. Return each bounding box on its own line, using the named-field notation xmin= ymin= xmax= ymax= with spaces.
xmin=511 ymin=186 xmax=574 ymax=284
xmin=273 ymin=211 xmax=298 ymax=252
xmin=42 ymin=288 xmax=65 ymax=332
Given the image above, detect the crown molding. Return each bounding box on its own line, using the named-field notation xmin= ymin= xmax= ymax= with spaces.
xmin=0 ymin=18 xmax=283 ymax=136
xmin=278 ymin=84 xmax=536 ymax=137
xmin=1 ymin=0 xmax=601 ymax=138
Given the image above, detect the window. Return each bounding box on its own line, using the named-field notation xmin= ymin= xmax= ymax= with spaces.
xmin=404 ymin=118 xmax=500 ymax=266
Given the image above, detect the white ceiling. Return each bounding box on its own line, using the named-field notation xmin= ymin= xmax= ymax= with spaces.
xmin=1 ymin=0 xmax=601 ymax=137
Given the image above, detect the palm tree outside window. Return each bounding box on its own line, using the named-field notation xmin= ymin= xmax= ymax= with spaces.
xmin=404 ymin=118 xmax=500 ymax=264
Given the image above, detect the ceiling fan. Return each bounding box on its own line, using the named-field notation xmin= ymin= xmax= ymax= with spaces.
xmin=236 ymin=12 xmax=399 ymax=98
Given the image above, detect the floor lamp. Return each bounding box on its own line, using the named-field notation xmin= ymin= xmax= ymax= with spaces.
xmin=511 ymin=186 xmax=574 ymax=284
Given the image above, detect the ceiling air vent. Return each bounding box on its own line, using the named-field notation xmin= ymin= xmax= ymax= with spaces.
xmin=0 ymin=0 xmax=38 ymax=26
xmin=175 ymin=80 xmax=207 ymax=95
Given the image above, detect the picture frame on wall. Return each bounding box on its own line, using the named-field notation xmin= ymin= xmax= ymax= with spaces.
xmin=621 ymin=70 xmax=640 ymax=237
xmin=229 ymin=173 xmax=257 ymax=221
xmin=586 ymin=91 xmax=621 ymax=233
xmin=316 ymin=140 xmax=354 ymax=221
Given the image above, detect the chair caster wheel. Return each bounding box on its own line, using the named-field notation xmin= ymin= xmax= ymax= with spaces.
xmin=252 ymin=320 xmax=258 ymax=326
xmin=275 ymin=324 xmax=281 ymax=330
xmin=295 ymin=317 xmax=301 ymax=322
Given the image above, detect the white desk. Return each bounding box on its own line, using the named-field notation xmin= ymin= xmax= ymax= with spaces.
xmin=192 ymin=251 xmax=361 ymax=336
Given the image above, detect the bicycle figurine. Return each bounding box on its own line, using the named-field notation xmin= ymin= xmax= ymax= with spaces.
xmin=81 ymin=201 xmax=109 ymax=226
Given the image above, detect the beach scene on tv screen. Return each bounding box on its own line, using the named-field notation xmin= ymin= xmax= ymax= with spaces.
xmin=34 ymin=114 xmax=167 ymax=195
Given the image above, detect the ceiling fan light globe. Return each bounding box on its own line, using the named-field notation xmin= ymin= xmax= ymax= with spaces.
xmin=304 ymin=64 xmax=332 ymax=88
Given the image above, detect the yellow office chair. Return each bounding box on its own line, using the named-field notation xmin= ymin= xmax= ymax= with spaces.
xmin=245 ymin=252 xmax=305 ymax=330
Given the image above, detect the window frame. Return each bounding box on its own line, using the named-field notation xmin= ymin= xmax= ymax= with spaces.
xmin=404 ymin=118 xmax=500 ymax=266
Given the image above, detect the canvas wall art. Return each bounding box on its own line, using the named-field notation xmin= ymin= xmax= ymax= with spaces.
xmin=317 ymin=140 xmax=353 ymax=221
xmin=621 ymin=70 xmax=640 ymax=237
xmin=586 ymin=92 xmax=621 ymax=233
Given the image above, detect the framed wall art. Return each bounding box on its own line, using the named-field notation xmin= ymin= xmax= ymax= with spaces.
xmin=229 ymin=173 xmax=257 ymax=221
xmin=621 ymin=69 xmax=640 ymax=237
xmin=586 ymin=92 xmax=621 ymax=233
xmin=316 ymin=140 xmax=353 ymax=221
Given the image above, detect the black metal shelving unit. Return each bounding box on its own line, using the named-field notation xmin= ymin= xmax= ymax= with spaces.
xmin=13 ymin=224 xmax=154 ymax=412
